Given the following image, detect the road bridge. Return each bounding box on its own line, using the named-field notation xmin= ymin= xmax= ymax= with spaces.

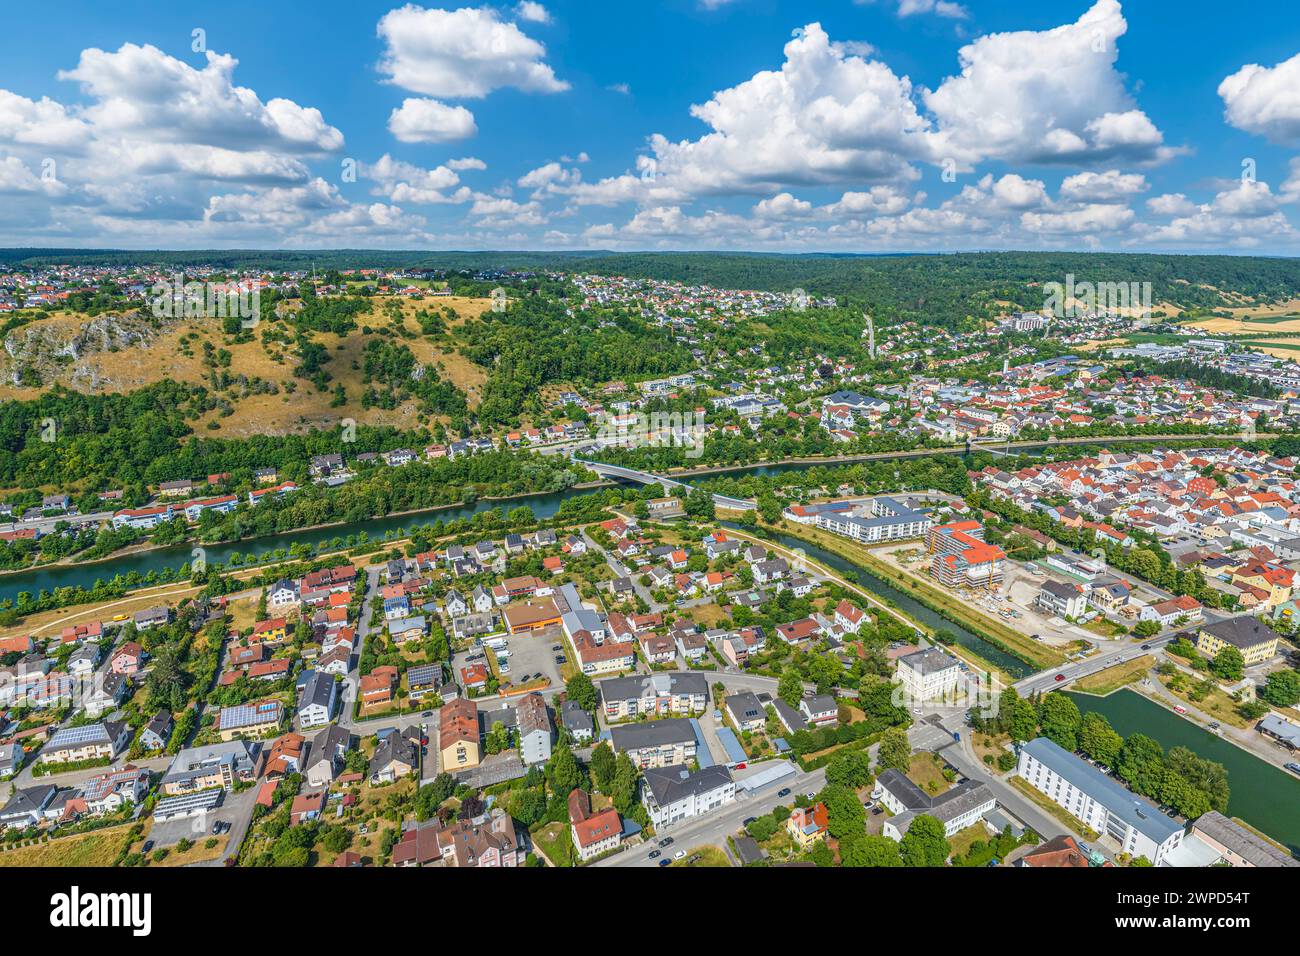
xmin=572 ymin=458 xmax=756 ymax=511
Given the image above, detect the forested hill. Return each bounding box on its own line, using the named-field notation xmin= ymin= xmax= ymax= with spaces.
xmin=5 ymin=249 xmax=1299 ymax=327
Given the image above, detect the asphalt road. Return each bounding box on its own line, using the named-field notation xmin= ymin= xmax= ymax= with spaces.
xmin=1015 ymin=633 xmax=1175 ymax=695
xmin=594 ymin=764 xmax=828 ymax=868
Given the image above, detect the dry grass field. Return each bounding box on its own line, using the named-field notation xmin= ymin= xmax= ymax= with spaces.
xmin=0 ymin=295 xmax=494 ymax=438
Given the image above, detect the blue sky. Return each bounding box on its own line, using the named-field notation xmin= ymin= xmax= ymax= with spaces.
xmin=1 ymin=0 xmax=1298 ymax=253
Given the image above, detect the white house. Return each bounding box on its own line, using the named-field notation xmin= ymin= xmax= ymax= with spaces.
xmin=640 ymin=764 xmax=735 ymax=829
xmin=1016 ymin=737 xmax=1185 ymax=865
xmin=895 ymin=647 xmax=963 ymax=705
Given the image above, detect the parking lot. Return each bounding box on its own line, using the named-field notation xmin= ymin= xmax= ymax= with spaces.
xmin=146 ymin=785 xmax=259 ymax=854
xmin=451 ymin=623 xmax=569 ymax=691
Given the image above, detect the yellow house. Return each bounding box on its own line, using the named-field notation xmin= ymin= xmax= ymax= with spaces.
xmin=251 ymin=617 xmax=289 ymax=644
xmin=1195 ymin=618 xmax=1280 ymax=667
xmin=1230 ymin=563 xmax=1294 ymax=611
xmin=786 ymin=803 xmax=829 ymax=849
xmin=438 ymin=698 xmax=481 ymax=771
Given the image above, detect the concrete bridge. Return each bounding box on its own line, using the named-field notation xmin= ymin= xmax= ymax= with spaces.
xmin=573 ymin=458 xmax=756 ymax=511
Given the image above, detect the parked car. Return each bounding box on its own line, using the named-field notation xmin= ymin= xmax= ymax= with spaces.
xmin=658 ymin=858 xmax=671 ymax=866
xmin=421 ymin=710 xmax=433 ymax=717
xmin=673 ymin=849 xmax=686 ymax=860
xmin=648 ymin=850 xmax=661 ymax=859
xmin=658 ymin=837 xmax=674 ymax=848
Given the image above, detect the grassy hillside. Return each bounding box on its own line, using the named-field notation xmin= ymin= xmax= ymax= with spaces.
xmin=0 ymin=295 xmax=491 ymax=439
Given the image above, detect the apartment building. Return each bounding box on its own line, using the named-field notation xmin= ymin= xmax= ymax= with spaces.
xmin=641 ymin=764 xmax=735 ymax=829
xmin=1016 ymin=737 xmax=1184 ymax=865
xmin=609 ymin=717 xmax=698 ymax=769
xmin=895 ymin=646 xmax=963 ymax=704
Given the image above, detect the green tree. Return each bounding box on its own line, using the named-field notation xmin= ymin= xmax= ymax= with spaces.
xmin=857 ymin=833 xmax=902 ymax=867
xmin=1261 ymin=669 xmax=1300 ymax=707
xmin=825 ymin=749 xmax=874 ymax=790
xmin=1038 ymin=692 xmax=1082 ymax=751
xmin=611 ymin=752 xmax=639 ymax=815
xmin=545 ymin=744 xmax=581 ymax=799
xmin=565 ymin=673 xmax=598 ymax=711
xmin=778 ymin=667 xmax=804 ymax=709
xmin=876 ymin=727 xmax=911 ymax=772
xmin=590 ymin=742 xmax=616 ymax=794
xmin=1116 ymin=733 xmax=1165 ymax=798
xmin=821 ymin=783 xmax=865 ymax=840
xmin=1211 ymin=646 xmax=1245 ymax=682
xmin=898 ymin=815 xmax=950 ymax=867
xmin=1078 ymin=712 xmax=1123 ymax=767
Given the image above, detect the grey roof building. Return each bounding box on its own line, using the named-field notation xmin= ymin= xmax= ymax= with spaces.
xmin=610 ymin=717 xmax=698 ymax=768
xmin=560 ymin=700 xmax=594 ymax=741
xmin=1188 ymin=810 xmax=1299 ymax=868
xmin=897 ymin=646 xmax=961 ymax=676
xmin=0 ymin=784 xmax=57 ymax=827
xmin=876 ymin=768 xmax=997 ymax=838
xmin=1017 ymin=737 xmax=1184 ymax=864
xmin=515 ymin=692 xmax=553 ymax=766
xmin=641 ymin=764 xmax=735 ymax=828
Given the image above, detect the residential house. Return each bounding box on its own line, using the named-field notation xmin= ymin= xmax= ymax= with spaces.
xmin=641 ymin=764 xmax=735 ymax=829
xmin=439 ymin=698 xmax=481 ymax=772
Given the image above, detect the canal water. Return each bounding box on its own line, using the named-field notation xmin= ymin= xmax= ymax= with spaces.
xmin=1066 ymin=689 xmax=1300 ymax=855
xmin=721 ymin=522 xmax=1034 ymax=679
xmin=0 ymin=488 xmax=580 ymax=604
xmin=5 ymin=455 xmax=1040 ymax=681
xmin=1 ymin=454 xmax=943 ymax=604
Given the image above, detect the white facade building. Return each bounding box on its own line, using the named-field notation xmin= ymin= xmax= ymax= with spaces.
xmin=1016 ymin=737 xmax=1184 ymax=865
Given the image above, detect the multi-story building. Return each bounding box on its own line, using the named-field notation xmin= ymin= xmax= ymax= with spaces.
xmin=609 ymin=718 xmax=698 ymax=769
xmin=515 ymin=692 xmax=553 ymax=766
xmin=929 ymin=521 xmax=1005 ymax=588
xmin=641 ymin=764 xmax=735 ymax=829
xmin=1037 ymin=580 xmax=1088 ymax=619
xmin=813 ymin=496 xmax=933 ymax=544
xmin=439 ymin=698 xmax=481 ymax=772
xmin=876 ymin=769 xmax=997 ymax=839
xmin=895 ymin=647 xmax=963 ymax=704
xmin=216 ymin=700 xmax=284 ymax=741
xmin=1195 ymin=618 xmax=1280 ymax=667
xmin=39 ymin=721 xmax=130 ymax=766
xmin=1016 ymin=737 xmax=1184 ymax=865
xmin=600 ymin=672 xmax=709 ymax=721
xmin=160 ymin=741 xmax=262 ymax=795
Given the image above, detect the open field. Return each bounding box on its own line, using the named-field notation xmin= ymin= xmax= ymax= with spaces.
xmin=1244 ymin=340 xmax=1300 ymax=360
xmin=0 ymin=580 xmax=204 ymax=643
xmin=1155 ymin=672 xmax=1251 ymax=728
xmin=1187 ymin=299 xmax=1300 ymax=332
xmin=0 ymin=295 xmax=494 ymax=437
xmin=1072 ymin=655 xmax=1153 ymax=696
xmin=906 ymin=752 xmax=954 ymax=796
xmin=0 ymin=826 xmax=134 ymax=867
xmin=671 ymin=845 xmax=731 ymax=867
